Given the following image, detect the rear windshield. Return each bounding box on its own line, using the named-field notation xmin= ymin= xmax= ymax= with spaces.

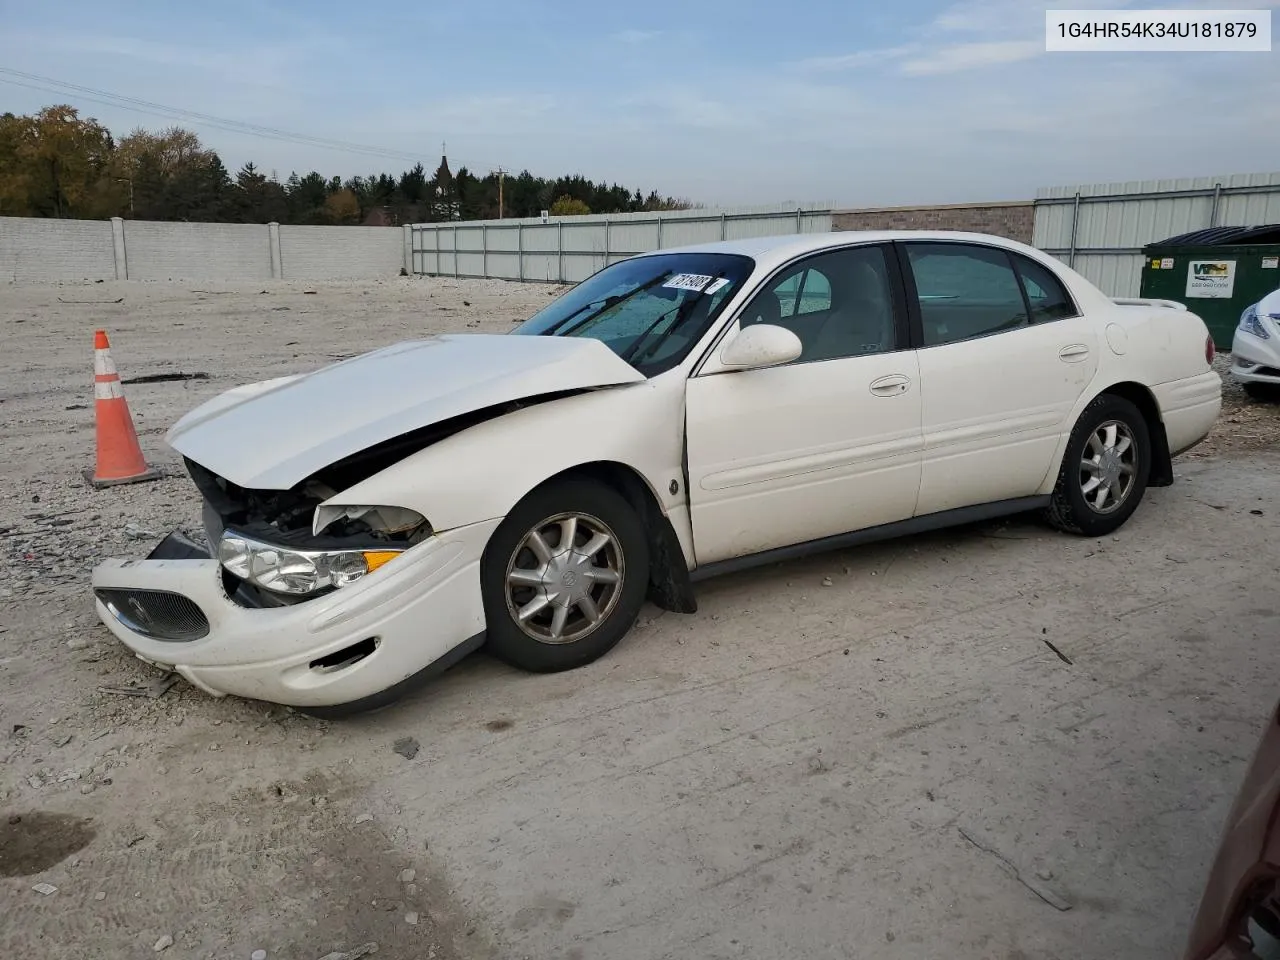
xmin=512 ymin=252 xmax=755 ymax=376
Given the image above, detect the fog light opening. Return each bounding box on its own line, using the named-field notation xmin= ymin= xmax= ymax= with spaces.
xmin=309 ymin=637 xmax=379 ymax=673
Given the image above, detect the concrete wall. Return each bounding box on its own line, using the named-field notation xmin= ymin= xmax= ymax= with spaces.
xmin=0 ymin=215 xmax=408 ymax=282
xmin=126 ymin=221 xmax=273 ymax=282
xmin=279 ymin=225 xmax=408 ymax=281
xmin=832 ymin=201 xmax=1035 ymax=244
xmin=0 ymin=217 xmax=117 ymax=281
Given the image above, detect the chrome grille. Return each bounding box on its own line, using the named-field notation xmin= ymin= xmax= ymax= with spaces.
xmin=95 ymin=588 xmax=210 ymax=642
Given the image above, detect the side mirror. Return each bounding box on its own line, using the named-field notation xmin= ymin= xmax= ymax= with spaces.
xmin=720 ymin=323 xmax=802 ymax=371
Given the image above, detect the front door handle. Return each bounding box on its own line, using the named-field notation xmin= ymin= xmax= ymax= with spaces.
xmin=869 ymin=374 xmax=911 ymax=397
xmin=1059 ymin=344 xmax=1090 ymax=363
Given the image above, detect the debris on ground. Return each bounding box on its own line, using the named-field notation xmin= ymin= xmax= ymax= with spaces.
xmin=398 ymin=868 xmax=416 ymax=883
xmin=98 ymin=674 xmax=179 ymax=699
xmin=153 ymin=934 xmax=174 ymax=952
xmin=316 ymin=944 xmax=378 ymax=960
xmin=392 ymin=737 xmax=420 ymax=760
xmin=957 ymin=827 xmax=1072 ymax=912
xmin=354 ymin=813 xmax=374 ymax=825
xmin=31 ymin=882 xmax=58 ymax=895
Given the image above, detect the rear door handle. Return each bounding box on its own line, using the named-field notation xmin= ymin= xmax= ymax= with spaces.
xmin=869 ymin=375 xmax=911 ymax=397
xmin=1059 ymin=344 xmax=1090 ymax=362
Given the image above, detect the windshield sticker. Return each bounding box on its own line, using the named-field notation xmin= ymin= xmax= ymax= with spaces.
xmin=704 ymin=277 xmax=730 ymax=295
xmin=662 ymin=273 xmax=714 ymax=292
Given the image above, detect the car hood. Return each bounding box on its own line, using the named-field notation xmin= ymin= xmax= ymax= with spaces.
xmin=166 ymin=333 xmax=645 ymax=490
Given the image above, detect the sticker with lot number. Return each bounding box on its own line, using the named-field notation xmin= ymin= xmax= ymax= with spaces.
xmin=662 ymin=273 xmax=714 ymax=292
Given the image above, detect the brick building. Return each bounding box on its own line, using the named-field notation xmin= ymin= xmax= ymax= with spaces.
xmin=832 ymin=200 xmax=1034 ymax=245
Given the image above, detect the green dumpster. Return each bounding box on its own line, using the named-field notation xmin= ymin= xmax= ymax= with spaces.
xmin=1139 ymin=225 xmax=1280 ymax=349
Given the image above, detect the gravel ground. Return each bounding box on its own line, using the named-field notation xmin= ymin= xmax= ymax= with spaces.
xmin=1 ymin=278 xmax=1279 ymax=960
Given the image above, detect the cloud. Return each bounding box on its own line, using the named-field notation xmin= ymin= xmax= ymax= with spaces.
xmin=794 ymin=44 xmax=921 ymax=72
xmin=900 ymin=40 xmax=1044 ymax=76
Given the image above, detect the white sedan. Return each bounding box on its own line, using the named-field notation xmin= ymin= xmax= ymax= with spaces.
xmin=1230 ymin=284 xmax=1280 ymax=400
xmin=91 ymin=231 xmax=1222 ymax=716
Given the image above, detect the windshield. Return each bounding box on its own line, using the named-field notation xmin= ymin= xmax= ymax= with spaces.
xmin=512 ymin=252 xmax=755 ymax=376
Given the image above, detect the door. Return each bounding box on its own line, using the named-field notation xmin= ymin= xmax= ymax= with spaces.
xmin=898 ymin=241 xmax=1099 ymax=516
xmin=685 ymin=243 xmax=923 ymax=566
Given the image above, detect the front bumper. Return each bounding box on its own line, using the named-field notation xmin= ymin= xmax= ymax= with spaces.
xmin=1231 ymin=328 xmax=1280 ymax=385
xmin=90 ymin=518 xmax=501 ymax=708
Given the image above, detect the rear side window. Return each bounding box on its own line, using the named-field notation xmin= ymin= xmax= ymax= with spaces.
xmin=906 ymin=243 xmax=1028 ymax=347
xmin=1013 ymin=254 xmax=1077 ymax=322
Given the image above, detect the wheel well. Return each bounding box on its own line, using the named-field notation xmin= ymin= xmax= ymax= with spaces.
xmin=535 ymin=461 xmax=698 ymax=615
xmin=1098 ymin=381 xmax=1173 ymax=487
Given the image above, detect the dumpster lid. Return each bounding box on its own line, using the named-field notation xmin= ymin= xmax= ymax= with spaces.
xmin=1148 ymin=224 xmax=1280 ymax=247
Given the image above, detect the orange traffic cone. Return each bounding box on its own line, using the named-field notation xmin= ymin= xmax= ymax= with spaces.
xmin=85 ymin=329 xmax=160 ymax=488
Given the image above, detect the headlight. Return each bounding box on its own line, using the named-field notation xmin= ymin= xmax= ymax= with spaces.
xmin=218 ymin=531 xmax=402 ymax=596
xmin=1239 ymin=303 xmax=1270 ymax=340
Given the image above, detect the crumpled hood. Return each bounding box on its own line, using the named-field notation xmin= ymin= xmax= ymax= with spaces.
xmin=166 ymin=333 xmax=644 ymax=490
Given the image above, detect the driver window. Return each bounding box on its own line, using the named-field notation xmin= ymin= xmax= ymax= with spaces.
xmin=739 ymin=245 xmax=897 ymax=363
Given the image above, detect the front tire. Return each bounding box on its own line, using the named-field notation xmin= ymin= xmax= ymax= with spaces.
xmin=1045 ymin=393 xmax=1151 ymax=537
xmin=482 ymin=478 xmax=649 ymax=673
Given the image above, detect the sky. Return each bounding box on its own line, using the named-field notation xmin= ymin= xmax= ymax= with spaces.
xmin=1 ymin=0 xmax=1278 ymax=208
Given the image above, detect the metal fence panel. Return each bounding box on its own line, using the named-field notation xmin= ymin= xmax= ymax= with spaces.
xmin=1033 ymin=171 xmax=1280 ymax=296
xmin=410 ymin=204 xmax=833 ymax=284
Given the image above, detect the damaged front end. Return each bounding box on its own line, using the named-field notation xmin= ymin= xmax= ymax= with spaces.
xmin=184 ymin=457 xmax=433 ymax=610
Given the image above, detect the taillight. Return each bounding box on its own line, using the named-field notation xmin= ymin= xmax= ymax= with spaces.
xmin=1206 ymin=334 xmax=1215 ymax=365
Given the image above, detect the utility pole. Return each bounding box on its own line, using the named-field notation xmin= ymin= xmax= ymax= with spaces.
xmin=497 ymin=166 xmax=505 ymax=219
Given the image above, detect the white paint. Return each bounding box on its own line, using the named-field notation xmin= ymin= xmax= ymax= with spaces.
xmin=93 ymin=229 xmax=1221 ymax=709
xmin=717 ymin=324 xmax=802 ymax=370
xmin=166 ymin=333 xmax=644 ymax=490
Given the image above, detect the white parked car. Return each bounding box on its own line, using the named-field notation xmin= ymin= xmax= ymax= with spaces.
xmin=92 ymin=231 xmax=1222 ymax=716
xmin=1231 ymin=285 xmax=1280 ymax=400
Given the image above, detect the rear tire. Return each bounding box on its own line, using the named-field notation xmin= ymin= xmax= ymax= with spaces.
xmin=1045 ymin=393 xmax=1151 ymax=537
xmin=1243 ymin=382 xmax=1280 ymax=403
xmin=482 ymin=478 xmax=649 ymax=673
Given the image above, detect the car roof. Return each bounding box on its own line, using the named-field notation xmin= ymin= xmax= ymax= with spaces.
xmin=639 ymin=230 xmax=1048 ymax=271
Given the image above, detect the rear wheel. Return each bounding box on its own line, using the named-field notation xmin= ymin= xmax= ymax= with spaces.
xmin=482 ymin=478 xmax=649 ymax=673
xmin=1244 ymin=382 xmax=1280 ymax=403
xmin=1045 ymin=393 xmax=1151 ymax=537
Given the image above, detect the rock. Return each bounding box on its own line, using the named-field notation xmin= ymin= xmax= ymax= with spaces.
xmin=32 ymin=882 xmax=58 ymax=895
xmin=1036 ymin=867 xmax=1055 ymax=881
xmin=398 ymin=868 xmax=416 ymax=883
xmin=94 ymin=891 xmax=106 ymax=901
xmin=67 ymin=636 xmax=97 ymax=650
xmin=252 ymin=951 xmax=268 ymax=960
xmin=153 ymin=934 xmax=174 ymax=952
xmin=392 ymin=737 xmax=420 ymax=760
xmin=354 ymin=813 xmax=373 ymax=825
xmin=821 ymin=577 xmax=833 ymax=587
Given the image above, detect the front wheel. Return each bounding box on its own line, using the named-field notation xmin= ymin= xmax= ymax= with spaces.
xmin=481 ymin=478 xmax=650 ymax=673
xmin=1045 ymin=393 xmax=1152 ymax=537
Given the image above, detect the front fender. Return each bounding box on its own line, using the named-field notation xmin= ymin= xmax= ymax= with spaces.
xmin=323 ymin=374 xmax=691 ymax=551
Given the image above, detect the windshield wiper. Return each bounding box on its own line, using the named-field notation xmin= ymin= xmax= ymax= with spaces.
xmin=542 ymin=274 xmax=671 ymax=339
xmin=621 ymin=274 xmax=727 ymax=367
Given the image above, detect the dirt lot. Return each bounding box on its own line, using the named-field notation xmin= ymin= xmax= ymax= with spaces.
xmin=2 ymin=277 xmax=1279 ymax=960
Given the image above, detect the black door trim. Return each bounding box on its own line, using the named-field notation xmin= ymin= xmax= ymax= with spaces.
xmin=688 ymin=495 xmax=1051 ymax=582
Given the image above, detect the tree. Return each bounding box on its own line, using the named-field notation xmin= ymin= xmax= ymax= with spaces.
xmin=0 ymin=106 xmax=118 ymax=218
xmin=550 ymin=195 xmax=591 ymax=217
xmin=0 ymin=104 xmax=699 ymax=224
xmin=323 ymin=188 xmax=361 ymax=224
